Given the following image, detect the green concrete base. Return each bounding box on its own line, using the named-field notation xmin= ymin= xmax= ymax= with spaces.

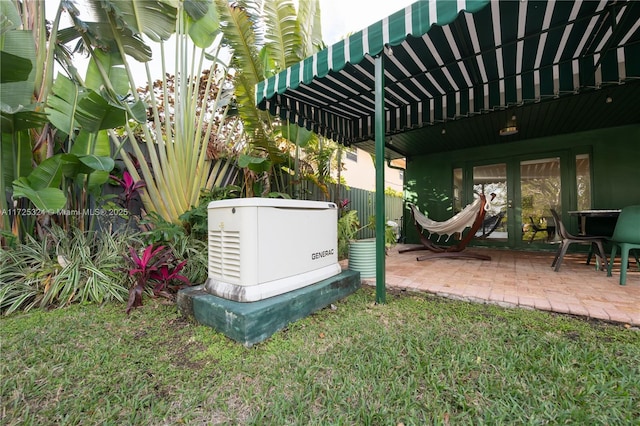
xmin=176 ymin=269 xmax=360 ymax=347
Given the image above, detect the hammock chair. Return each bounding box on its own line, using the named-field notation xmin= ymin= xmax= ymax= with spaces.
xmin=399 ymin=193 xmax=494 ymax=261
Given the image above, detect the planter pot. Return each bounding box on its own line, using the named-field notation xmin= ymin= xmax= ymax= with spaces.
xmin=348 ymin=238 xmax=377 ymax=278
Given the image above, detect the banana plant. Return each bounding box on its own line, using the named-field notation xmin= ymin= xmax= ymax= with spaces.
xmin=0 ymin=1 xmax=42 ymax=240
xmin=1 ymin=0 xmax=150 ymax=240
xmin=1 ymin=1 xmax=81 ymax=238
xmin=9 ymin=71 xmax=139 ymax=232
xmin=13 ymin=73 xmax=130 ymax=206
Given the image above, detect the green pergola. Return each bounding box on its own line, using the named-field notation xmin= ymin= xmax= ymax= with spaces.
xmin=255 ymin=0 xmax=640 ymax=303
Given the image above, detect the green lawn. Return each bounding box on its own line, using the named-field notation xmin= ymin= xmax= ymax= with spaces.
xmin=2 ymin=287 xmax=639 ymax=425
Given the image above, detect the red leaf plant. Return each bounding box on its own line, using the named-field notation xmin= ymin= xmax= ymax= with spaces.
xmin=110 ymin=171 xmax=146 ymax=209
xmin=124 ymin=245 xmax=190 ymax=314
xmin=150 ymin=260 xmax=190 ymax=298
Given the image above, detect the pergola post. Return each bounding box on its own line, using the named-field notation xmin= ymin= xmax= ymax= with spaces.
xmin=374 ymin=54 xmax=386 ymax=304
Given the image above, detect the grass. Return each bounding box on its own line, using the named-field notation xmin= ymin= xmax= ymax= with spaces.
xmin=2 ymin=286 xmax=639 ymax=425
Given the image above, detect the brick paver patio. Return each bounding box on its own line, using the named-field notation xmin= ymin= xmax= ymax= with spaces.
xmin=355 ymin=245 xmax=640 ymax=327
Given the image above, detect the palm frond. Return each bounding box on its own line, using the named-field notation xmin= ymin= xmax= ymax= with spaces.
xmin=216 ymin=0 xmax=280 ymax=158
xmin=217 ymin=0 xmax=263 ymax=84
xmin=297 ymin=0 xmax=324 ymax=56
xmin=62 ymin=4 xmax=155 ymax=63
xmin=92 ymin=0 xmax=177 ymax=42
xmin=262 ymin=0 xmax=302 ymax=73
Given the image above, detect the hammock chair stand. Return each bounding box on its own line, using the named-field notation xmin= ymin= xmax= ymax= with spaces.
xmin=400 ymin=193 xmax=494 ymax=261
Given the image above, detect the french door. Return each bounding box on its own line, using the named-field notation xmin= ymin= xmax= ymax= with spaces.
xmin=472 ymin=163 xmax=510 ymax=243
xmin=519 ymin=157 xmax=562 ymax=245
xmin=459 ymin=151 xmax=583 ymax=249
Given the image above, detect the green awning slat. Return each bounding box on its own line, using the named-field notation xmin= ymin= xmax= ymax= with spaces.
xmin=409 ymin=1 xmax=430 ymax=37
xmin=331 ymin=40 xmax=345 ymax=72
xmin=316 ymin=49 xmax=329 ymax=79
xmin=302 ymin=56 xmax=314 ymax=84
xmin=348 ymin=31 xmax=365 ymax=64
xmin=367 ymin=20 xmax=385 ymax=56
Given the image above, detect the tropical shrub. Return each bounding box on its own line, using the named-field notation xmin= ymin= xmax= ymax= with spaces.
xmin=123 ymin=244 xmax=189 ymax=314
xmin=140 ymin=212 xmax=208 ymax=286
xmin=108 ymin=170 xmax=146 ymax=213
xmin=385 ymin=187 xmax=404 ymax=198
xmin=179 ymin=185 xmax=242 ymax=240
xmin=337 ymin=210 xmax=360 ymax=260
xmin=169 ymin=233 xmax=208 ymax=287
xmin=336 ymin=209 xmax=397 ymax=260
xmin=139 ymin=212 xmax=188 ymax=246
xmin=0 ymin=226 xmax=133 ymax=315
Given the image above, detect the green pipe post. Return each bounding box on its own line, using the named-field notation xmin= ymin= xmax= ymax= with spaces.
xmin=374 ymin=54 xmax=386 ymax=304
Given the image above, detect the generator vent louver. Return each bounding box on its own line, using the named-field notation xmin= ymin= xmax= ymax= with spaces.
xmin=208 ymin=229 xmax=241 ymax=281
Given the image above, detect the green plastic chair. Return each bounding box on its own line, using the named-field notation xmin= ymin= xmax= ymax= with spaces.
xmin=607 ymin=205 xmax=640 ymax=285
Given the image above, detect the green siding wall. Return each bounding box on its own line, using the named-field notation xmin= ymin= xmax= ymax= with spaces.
xmin=591 ymin=126 xmax=640 ymax=207
xmin=404 ymin=124 xmax=640 ymax=246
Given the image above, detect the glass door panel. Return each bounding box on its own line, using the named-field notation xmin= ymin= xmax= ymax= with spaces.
xmin=473 ymin=163 xmax=508 ymax=241
xmin=576 ymin=154 xmax=591 ymax=211
xmin=520 ymin=157 xmax=561 ymax=244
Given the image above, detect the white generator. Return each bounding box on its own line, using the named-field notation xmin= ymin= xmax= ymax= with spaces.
xmin=204 ymin=198 xmax=341 ymax=302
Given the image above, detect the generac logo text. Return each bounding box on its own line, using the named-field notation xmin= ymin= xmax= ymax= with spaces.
xmin=311 ymin=249 xmax=334 ymax=260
